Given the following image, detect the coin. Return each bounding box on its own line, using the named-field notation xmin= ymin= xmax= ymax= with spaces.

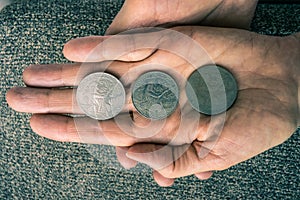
xmin=76 ymin=72 xmax=126 ymax=120
xmin=132 ymin=71 xmax=179 ymax=120
xmin=186 ymin=65 xmax=238 ymax=115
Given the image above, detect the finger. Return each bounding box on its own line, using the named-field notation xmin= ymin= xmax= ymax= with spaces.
xmin=26 ymin=27 xmax=233 ymax=88
xmin=64 ymin=27 xmax=215 ymax=65
xmin=23 ymin=62 xmax=132 ymax=87
xmin=30 ymin=114 xmax=82 ymax=143
xmin=6 ymin=87 xmax=82 ymax=114
xmin=194 ymin=171 xmax=213 ymax=180
xmin=23 ymin=63 xmax=105 ymax=87
xmin=7 ymin=86 xmax=136 ymax=114
xmin=63 ymin=34 xmax=158 ymax=62
xmin=30 ymin=113 xmax=178 ymax=146
xmin=30 ymin=114 xmax=137 ymax=146
xmin=116 ymin=146 xmax=138 ymax=169
xmin=24 ymin=49 xmax=193 ymax=88
xmin=105 ymin=0 xmax=160 ymax=35
xmin=29 ymin=112 xmax=193 ymax=148
xmin=65 ymin=26 xmax=256 ymax=79
xmin=23 ymin=61 xmax=142 ymax=88
xmin=126 ymin=142 xmax=225 ymax=179
xmin=152 ymin=170 xmax=175 ymax=187
xmin=7 ymin=87 xmax=200 ymax=146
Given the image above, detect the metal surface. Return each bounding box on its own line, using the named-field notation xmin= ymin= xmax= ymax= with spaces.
xmin=186 ymin=65 xmax=238 ymax=115
xmin=132 ymin=71 xmax=179 ymax=120
xmin=76 ymin=72 xmax=126 ymax=120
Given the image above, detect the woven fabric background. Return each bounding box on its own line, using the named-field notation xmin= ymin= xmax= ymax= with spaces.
xmin=0 ymin=1 xmax=299 ymax=199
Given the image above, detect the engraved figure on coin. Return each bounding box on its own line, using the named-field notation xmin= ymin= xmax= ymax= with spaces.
xmin=143 ymin=83 xmax=164 ymax=110
xmin=132 ymin=71 xmax=179 ymax=120
xmin=144 ymin=78 xmax=169 ymax=101
xmin=77 ymin=72 xmax=125 ymax=120
xmin=92 ymin=79 xmax=114 ymax=118
xmin=78 ymin=83 xmax=96 ymax=113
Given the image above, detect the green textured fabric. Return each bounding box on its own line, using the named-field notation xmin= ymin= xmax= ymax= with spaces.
xmin=1 ymin=1 xmax=299 ymax=199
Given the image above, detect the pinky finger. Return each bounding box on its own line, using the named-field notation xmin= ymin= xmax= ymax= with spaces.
xmin=153 ymin=170 xmax=175 ymax=187
xmin=194 ymin=171 xmax=213 ymax=180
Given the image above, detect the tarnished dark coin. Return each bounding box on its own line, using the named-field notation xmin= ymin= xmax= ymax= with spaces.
xmin=76 ymin=72 xmax=125 ymax=120
xmin=186 ymin=65 xmax=238 ymax=115
xmin=132 ymin=71 xmax=179 ymax=120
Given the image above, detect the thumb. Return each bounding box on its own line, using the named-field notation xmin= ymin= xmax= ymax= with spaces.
xmin=105 ymin=0 xmax=159 ymax=35
xmin=63 ymin=33 xmax=158 ymax=62
xmin=126 ymin=142 xmax=218 ymax=179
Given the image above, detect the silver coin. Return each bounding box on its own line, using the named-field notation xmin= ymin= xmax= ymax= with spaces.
xmin=76 ymin=72 xmax=125 ymax=120
xmin=132 ymin=71 xmax=179 ymax=120
xmin=186 ymin=65 xmax=238 ymax=115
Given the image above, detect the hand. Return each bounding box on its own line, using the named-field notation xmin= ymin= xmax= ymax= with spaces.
xmin=7 ymin=27 xmax=300 ymax=187
xmin=106 ymin=0 xmax=259 ymax=185
xmin=106 ymin=0 xmax=259 ymax=34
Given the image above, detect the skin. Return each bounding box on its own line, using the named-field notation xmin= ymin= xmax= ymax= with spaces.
xmin=6 ymin=27 xmax=300 ymax=187
xmin=107 ymin=0 xmax=294 ymax=186
xmin=6 ymin=0 xmax=260 ymax=187
xmin=108 ymin=0 xmax=259 ymax=186
xmin=106 ymin=0 xmax=259 ymax=34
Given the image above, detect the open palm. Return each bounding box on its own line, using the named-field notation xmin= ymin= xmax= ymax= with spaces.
xmin=7 ymin=27 xmax=299 ymax=186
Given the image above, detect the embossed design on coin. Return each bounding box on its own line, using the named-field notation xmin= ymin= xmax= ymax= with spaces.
xmin=132 ymin=71 xmax=179 ymax=120
xmin=76 ymin=72 xmax=125 ymax=120
xmin=186 ymin=65 xmax=238 ymax=115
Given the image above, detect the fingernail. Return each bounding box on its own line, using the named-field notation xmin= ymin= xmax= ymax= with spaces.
xmin=126 ymin=152 xmax=140 ymax=161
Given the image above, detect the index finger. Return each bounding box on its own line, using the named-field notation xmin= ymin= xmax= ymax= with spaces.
xmin=63 ymin=31 xmax=160 ymax=62
xmin=63 ymin=27 xmax=213 ymax=68
xmin=23 ymin=49 xmax=196 ymax=88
